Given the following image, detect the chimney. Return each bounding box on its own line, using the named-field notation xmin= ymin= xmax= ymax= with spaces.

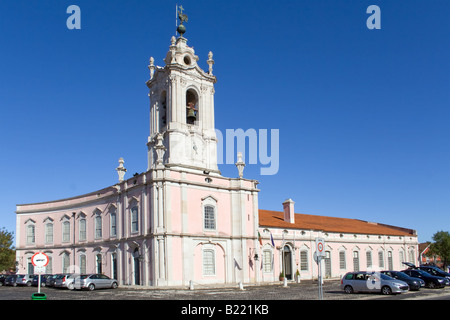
xmin=283 ymin=198 xmax=295 ymax=224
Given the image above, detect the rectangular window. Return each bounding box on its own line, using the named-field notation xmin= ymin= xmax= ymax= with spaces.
xmin=80 ymin=254 xmax=86 ymax=274
xmin=95 ymin=216 xmax=102 ymax=239
xmin=378 ymin=251 xmax=384 ymax=268
xmin=27 ymin=225 xmax=35 ymax=244
xmin=110 ymin=212 xmax=117 ymax=237
xmin=263 ymin=250 xmax=273 ymax=272
xmin=203 ymin=249 xmax=215 ymax=275
xmin=388 ymin=251 xmax=393 ymax=270
xmin=45 ymin=223 xmax=53 ymax=244
xmin=366 ymin=251 xmax=372 ymax=268
xmin=79 ymin=219 xmax=86 ymax=241
xmin=204 ymin=206 xmax=216 ymax=230
xmin=353 ymin=251 xmax=359 ymax=272
xmin=300 ymin=251 xmax=308 ymax=271
xmin=339 ymin=251 xmax=346 ymax=269
xmin=62 ymin=221 xmax=70 ymax=243
xmin=131 ymin=207 xmax=139 ymax=233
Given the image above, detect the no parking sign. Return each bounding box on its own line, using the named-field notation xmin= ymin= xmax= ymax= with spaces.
xmin=315 ymin=238 xmax=326 ymax=257
xmin=31 ymin=252 xmax=49 ymax=273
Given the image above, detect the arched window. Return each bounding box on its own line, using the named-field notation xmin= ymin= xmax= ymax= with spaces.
xmin=186 ymin=89 xmax=199 ymax=125
xmin=131 ymin=206 xmax=139 ymax=233
xmin=159 ymin=91 xmax=167 ymax=131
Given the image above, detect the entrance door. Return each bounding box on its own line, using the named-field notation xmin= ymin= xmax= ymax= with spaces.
xmin=283 ymin=246 xmax=292 ymax=280
xmin=133 ymin=248 xmax=140 ymax=285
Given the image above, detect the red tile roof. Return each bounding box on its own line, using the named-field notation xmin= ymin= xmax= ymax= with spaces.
xmin=259 ymin=210 xmax=416 ymax=237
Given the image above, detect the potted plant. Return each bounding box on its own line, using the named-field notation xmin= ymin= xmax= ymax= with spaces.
xmin=279 ymin=271 xmax=285 ymax=281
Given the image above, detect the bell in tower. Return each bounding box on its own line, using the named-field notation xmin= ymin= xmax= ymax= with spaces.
xmin=146 ymin=6 xmax=220 ymax=175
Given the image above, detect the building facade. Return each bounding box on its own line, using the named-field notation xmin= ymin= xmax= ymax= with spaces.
xmin=15 ymin=29 xmax=419 ymax=286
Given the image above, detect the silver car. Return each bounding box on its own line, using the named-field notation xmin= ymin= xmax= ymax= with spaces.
xmin=341 ymin=271 xmax=409 ymax=295
xmin=77 ymin=274 xmax=118 ymax=291
xmin=54 ymin=274 xmax=76 ymax=289
xmin=15 ymin=274 xmax=34 ymax=286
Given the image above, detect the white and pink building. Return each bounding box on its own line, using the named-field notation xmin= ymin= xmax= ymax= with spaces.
xmin=15 ymin=31 xmax=419 ymax=287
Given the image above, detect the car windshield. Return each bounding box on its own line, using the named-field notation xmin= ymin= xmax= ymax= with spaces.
xmin=16 ymin=275 xmax=25 ymax=279
xmin=394 ymin=272 xmax=409 ymax=279
xmin=380 ymin=274 xmax=393 ymax=280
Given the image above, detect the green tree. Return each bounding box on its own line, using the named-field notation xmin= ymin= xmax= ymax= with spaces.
xmin=0 ymin=228 xmax=15 ymax=272
xmin=428 ymin=231 xmax=450 ymax=270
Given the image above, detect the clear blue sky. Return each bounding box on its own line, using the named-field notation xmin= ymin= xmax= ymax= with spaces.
xmin=1 ymin=0 xmax=449 ymax=244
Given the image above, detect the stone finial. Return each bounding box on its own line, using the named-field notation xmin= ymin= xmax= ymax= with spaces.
xmin=116 ymin=158 xmax=127 ymax=182
xmin=235 ymin=152 xmax=245 ymax=178
xmin=207 ymin=51 xmax=214 ymax=75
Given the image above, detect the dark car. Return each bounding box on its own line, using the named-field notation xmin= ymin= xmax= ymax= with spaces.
xmin=381 ymin=271 xmax=424 ymax=291
xmin=402 ymin=269 xmax=446 ymax=289
xmin=32 ymin=274 xmax=49 ymax=287
xmin=419 ymin=266 xmax=450 ymax=285
xmin=4 ymin=275 xmax=17 ymax=286
xmin=0 ymin=275 xmax=6 ymax=287
xmin=46 ymin=274 xmax=59 ymax=287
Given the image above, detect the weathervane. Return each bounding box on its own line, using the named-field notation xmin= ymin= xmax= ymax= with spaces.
xmin=176 ymin=5 xmax=188 ymax=36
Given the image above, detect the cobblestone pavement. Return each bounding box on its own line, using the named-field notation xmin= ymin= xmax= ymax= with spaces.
xmin=1 ymin=280 xmax=449 ymax=301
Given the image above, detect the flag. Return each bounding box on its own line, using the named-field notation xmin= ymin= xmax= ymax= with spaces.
xmin=270 ymin=232 xmax=275 ymax=247
xmin=258 ymin=231 xmax=262 ymax=246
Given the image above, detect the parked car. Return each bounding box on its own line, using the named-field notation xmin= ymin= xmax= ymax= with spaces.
xmin=75 ymin=274 xmax=119 ymax=291
xmin=54 ymin=274 xmax=76 ymax=289
xmin=341 ymin=271 xmax=409 ymax=295
xmin=32 ymin=274 xmax=49 ymax=287
xmin=46 ymin=274 xmax=59 ymax=287
xmin=4 ymin=275 xmax=17 ymax=286
xmin=401 ymin=269 xmax=446 ymax=289
xmin=419 ymin=266 xmax=450 ymax=285
xmin=0 ymin=275 xmax=6 ymax=287
xmin=15 ymin=274 xmax=34 ymax=286
xmin=381 ymin=271 xmax=424 ymax=291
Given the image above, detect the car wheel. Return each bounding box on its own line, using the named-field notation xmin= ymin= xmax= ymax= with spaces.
xmin=111 ymin=282 xmax=118 ymax=289
xmin=344 ymin=285 xmax=354 ymax=294
xmin=88 ymin=283 xmax=95 ymax=291
xmin=26 ymin=281 xmax=31 ymax=287
xmin=68 ymin=283 xmax=74 ymax=290
xmin=428 ymin=282 xmax=436 ymax=289
xmin=381 ymin=286 xmax=392 ymax=295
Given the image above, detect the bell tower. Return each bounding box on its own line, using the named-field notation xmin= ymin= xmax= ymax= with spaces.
xmin=146 ymin=9 xmax=219 ymax=174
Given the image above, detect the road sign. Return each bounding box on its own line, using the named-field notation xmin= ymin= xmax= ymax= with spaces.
xmin=34 ymin=266 xmax=46 ymax=274
xmin=31 ymin=252 xmax=49 ymax=268
xmin=315 ymin=238 xmax=326 ymax=257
